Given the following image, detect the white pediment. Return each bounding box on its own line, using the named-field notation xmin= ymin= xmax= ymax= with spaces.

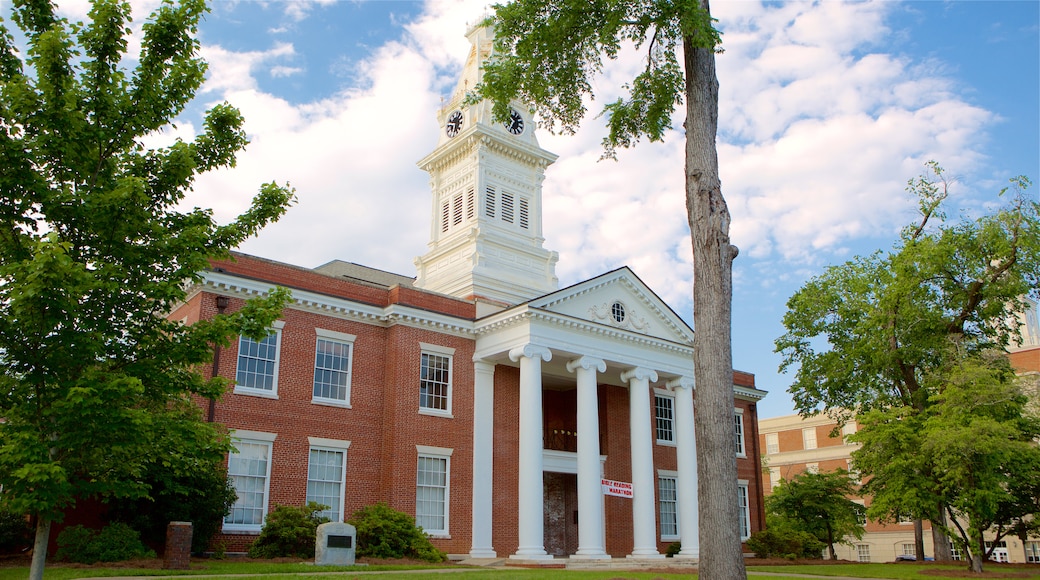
xmin=526 ymin=267 xmax=694 ymax=345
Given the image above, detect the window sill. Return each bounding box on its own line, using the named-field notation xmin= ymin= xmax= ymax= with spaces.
xmin=656 ymin=440 xmax=677 ymax=447
xmin=427 ymin=533 xmax=451 ymax=540
xmin=312 ymin=398 xmax=351 ymax=409
xmin=221 ymin=527 xmax=261 ymax=535
xmin=233 ymin=386 xmax=279 ymax=399
xmin=661 ymin=535 xmax=680 ymax=542
xmin=419 ymin=408 xmax=453 ymax=419
xmin=736 ymin=452 xmax=747 ymax=459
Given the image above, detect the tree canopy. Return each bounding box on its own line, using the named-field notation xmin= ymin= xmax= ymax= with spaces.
xmin=767 ymin=469 xmax=865 ymax=560
xmin=776 ymin=163 xmax=1039 ymax=421
xmin=476 ymin=2 xmax=743 ymax=575
xmin=0 ymin=1 xmax=294 ymax=577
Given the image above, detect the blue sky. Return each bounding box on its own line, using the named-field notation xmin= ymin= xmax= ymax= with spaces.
xmin=15 ymin=0 xmax=1039 ymax=418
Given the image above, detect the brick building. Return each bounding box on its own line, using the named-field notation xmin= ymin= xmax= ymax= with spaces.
xmin=172 ymin=24 xmax=767 ymax=561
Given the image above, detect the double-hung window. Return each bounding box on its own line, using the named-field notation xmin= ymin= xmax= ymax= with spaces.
xmin=419 ymin=343 xmax=453 ymax=416
xmin=654 ymin=393 xmax=675 ymax=444
xmin=306 ymin=438 xmax=350 ymax=522
xmin=658 ymin=471 xmax=679 ymax=540
xmin=765 ymin=432 xmax=779 ymax=454
xmin=224 ymin=431 xmax=276 ymax=532
xmin=416 ymin=445 xmax=452 ymax=536
xmin=737 ymin=480 xmax=751 ymax=541
xmin=312 ymin=329 xmax=355 ymax=407
xmin=235 ymin=320 xmax=285 ymax=398
xmin=734 ymin=409 xmax=746 ymax=456
xmin=802 ymin=427 xmax=818 ymax=450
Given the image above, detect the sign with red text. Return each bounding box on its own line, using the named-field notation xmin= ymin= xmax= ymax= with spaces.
xmin=601 ymin=478 xmax=633 ymax=498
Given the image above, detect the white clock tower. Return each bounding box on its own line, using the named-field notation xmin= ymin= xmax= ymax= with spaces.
xmin=414 ymin=24 xmax=559 ymax=307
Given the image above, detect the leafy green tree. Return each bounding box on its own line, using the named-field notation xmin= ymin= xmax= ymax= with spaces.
xmin=475 ymin=2 xmax=742 ymax=575
xmin=766 ymin=469 xmax=865 ymax=560
xmin=0 ymin=1 xmax=294 ymax=578
xmin=853 ymin=352 xmax=1040 ymax=573
xmin=775 ymin=162 xmax=1039 ymax=559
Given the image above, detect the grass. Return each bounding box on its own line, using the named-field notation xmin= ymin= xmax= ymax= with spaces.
xmin=2 ymin=559 xmax=1038 ymax=580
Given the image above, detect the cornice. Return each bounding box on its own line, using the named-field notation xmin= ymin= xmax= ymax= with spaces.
xmin=735 ymin=385 xmax=769 ymax=402
xmin=199 ymin=271 xmax=474 ymax=338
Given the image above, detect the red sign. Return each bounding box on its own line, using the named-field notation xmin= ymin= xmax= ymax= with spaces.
xmin=601 ymin=478 xmax=633 ymax=498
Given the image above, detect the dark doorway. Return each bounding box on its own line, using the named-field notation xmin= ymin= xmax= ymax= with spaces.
xmin=543 ymin=472 xmax=578 ymax=556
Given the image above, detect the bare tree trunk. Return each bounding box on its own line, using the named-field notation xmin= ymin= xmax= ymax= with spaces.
xmin=931 ymin=507 xmax=952 ymax=562
xmin=29 ymin=518 xmax=50 ymax=580
xmin=685 ymin=2 xmax=745 ymax=577
xmin=914 ymin=519 xmax=925 ymax=561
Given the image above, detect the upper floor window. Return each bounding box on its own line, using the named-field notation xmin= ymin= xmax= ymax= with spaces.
xmin=655 ymin=394 xmax=675 ymax=444
xmin=802 ymin=427 xmax=818 ymax=450
xmin=312 ymin=329 xmax=355 ymax=406
xmin=234 ymin=320 xmax=284 ymax=397
xmin=734 ymin=409 xmax=746 ymax=457
xmin=765 ymin=432 xmax=779 ymax=454
xmin=419 ymin=343 xmax=453 ymax=416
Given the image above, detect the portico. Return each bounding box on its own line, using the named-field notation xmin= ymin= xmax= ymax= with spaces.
xmin=467 ymin=268 xmax=701 ymax=561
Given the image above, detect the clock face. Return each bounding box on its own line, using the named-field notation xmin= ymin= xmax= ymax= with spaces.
xmin=505 ymin=109 xmax=525 ymax=135
xmin=445 ymin=110 xmax=464 ymax=138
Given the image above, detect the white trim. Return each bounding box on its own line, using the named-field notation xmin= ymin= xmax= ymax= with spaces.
xmin=312 ymin=328 xmax=355 ymax=407
xmin=542 ymin=449 xmax=607 ymax=475
xmin=309 ymin=437 xmax=351 ymax=450
xmin=416 ymin=447 xmax=452 ymax=537
xmin=420 ymin=342 xmax=456 ymax=356
xmin=231 ymin=429 xmax=277 ymax=442
xmin=737 ymin=479 xmax=751 ymax=541
xmin=416 ymin=444 xmax=454 ymax=456
xmin=734 ymin=408 xmax=747 ymax=458
xmin=654 ymin=392 xmax=676 ymax=446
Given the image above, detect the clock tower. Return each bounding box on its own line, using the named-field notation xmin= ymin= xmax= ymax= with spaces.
xmin=414 ymin=24 xmax=559 ymax=308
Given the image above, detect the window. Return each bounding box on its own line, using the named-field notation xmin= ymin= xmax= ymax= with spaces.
xmin=1025 ymin=541 xmax=1038 ymax=563
xmin=419 ymin=343 xmax=453 ymax=415
xmin=234 ymin=321 xmax=284 ymax=396
xmin=841 ymin=422 xmax=857 ymax=440
xmin=658 ymin=472 xmax=678 ymax=539
xmin=312 ymin=329 xmax=355 ymax=406
xmin=734 ymin=410 xmax=746 ymax=456
xmin=854 ymin=500 xmax=866 ymax=525
xmin=898 ymin=513 xmax=913 ymax=524
xmin=224 ymin=432 xmax=275 ymax=532
xmin=856 ymin=544 xmax=871 ymax=562
xmin=737 ymin=481 xmax=751 ymax=541
xmin=950 ymin=544 xmax=963 ymax=561
xmin=655 ymin=394 xmax=675 ymax=444
xmin=501 ymin=191 xmax=514 ymax=223
xmin=847 ymin=459 xmax=861 ymax=484
xmin=519 ymin=197 xmax=530 ymax=229
xmin=765 ymin=432 xmax=779 ymax=455
xmin=416 ymin=446 xmax=451 ymax=536
xmin=441 ymin=201 xmax=450 ymax=232
xmin=802 ymin=427 xmax=817 ymax=450
xmin=806 ymin=462 xmax=819 ymax=474
xmin=769 ymin=467 xmax=781 ymax=491
xmin=901 ymin=543 xmax=916 ymax=557
xmin=306 ymin=439 xmax=349 ymax=522
xmin=485 ymin=186 xmax=496 ymax=218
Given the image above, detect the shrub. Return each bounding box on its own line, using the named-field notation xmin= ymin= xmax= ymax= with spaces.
xmin=248 ymin=502 xmax=330 ymax=559
xmin=348 ymin=503 xmax=446 ymax=563
xmin=665 ymin=541 xmax=682 ymax=557
xmin=0 ymin=508 xmax=32 ymax=554
xmin=746 ymin=528 xmax=824 ymax=559
xmin=55 ymin=523 xmax=156 ymax=563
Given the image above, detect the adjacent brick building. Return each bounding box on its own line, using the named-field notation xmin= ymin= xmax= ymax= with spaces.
xmin=174 ymin=24 xmax=767 ymax=561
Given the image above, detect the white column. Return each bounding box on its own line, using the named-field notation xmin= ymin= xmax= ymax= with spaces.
xmin=621 ymin=366 xmax=663 ymax=558
xmin=509 ymin=344 xmax=553 ymax=560
xmin=566 ymin=356 xmax=609 ymax=559
xmin=668 ymin=377 xmax=699 ymax=559
xmin=470 ymin=360 xmax=496 ymax=558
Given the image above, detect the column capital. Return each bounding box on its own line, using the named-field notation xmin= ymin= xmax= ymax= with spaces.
xmin=621 ymin=366 xmax=658 ymax=384
xmin=666 ymin=377 xmax=695 ymax=391
xmin=509 ymin=344 xmax=552 ymax=363
xmin=566 ymin=356 xmax=606 ymax=374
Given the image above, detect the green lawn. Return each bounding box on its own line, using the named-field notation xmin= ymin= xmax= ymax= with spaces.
xmin=2 ymin=560 xmax=1038 ymax=580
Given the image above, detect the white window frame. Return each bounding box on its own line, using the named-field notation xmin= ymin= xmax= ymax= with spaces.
xmin=419 ymin=343 xmax=454 ymax=418
xmin=415 ymin=445 xmax=452 ymax=537
xmin=765 ymin=432 xmax=779 ymax=455
xmin=306 ymin=437 xmax=350 ymax=522
xmin=223 ymin=430 xmax=276 ymax=533
xmin=312 ymin=328 xmax=356 ymax=408
xmin=734 ymin=408 xmax=746 ymax=457
xmin=654 ymin=390 xmax=676 ymax=445
xmin=802 ymin=427 xmax=818 ymax=450
xmin=856 ymin=543 xmax=871 ymax=562
xmin=658 ymin=470 xmax=679 ymax=540
xmin=1023 ymin=541 xmax=1038 ymax=562
xmin=805 ymin=462 xmax=820 ymax=475
xmin=769 ymin=467 xmax=781 ymax=491
xmin=234 ymin=320 xmax=285 ymax=399
xmin=738 ymin=480 xmax=751 ymax=541
xmin=841 ymin=421 xmax=857 ymax=441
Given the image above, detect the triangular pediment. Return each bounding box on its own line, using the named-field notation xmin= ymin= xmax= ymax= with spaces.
xmin=526 ymin=267 xmax=694 ymax=345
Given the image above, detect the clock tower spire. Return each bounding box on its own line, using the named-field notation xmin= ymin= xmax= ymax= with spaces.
xmin=414 ymin=23 xmax=559 ymax=307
